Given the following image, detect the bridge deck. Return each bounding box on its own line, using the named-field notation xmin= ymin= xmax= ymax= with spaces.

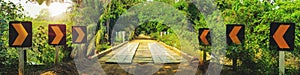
xmin=102 ymin=40 xmax=182 ymax=64
xmin=132 ymin=42 xmax=153 ymax=63
xmin=97 ymin=40 xmax=200 ymax=75
xmin=149 ymin=43 xmax=181 ymax=64
xmin=106 ymin=43 xmax=139 ymax=63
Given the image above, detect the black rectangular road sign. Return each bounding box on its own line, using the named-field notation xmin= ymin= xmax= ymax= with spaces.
xmin=9 ymin=21 xmax=32 ymax=47
xmin=270 ymin=22 xmax=295 ymax=51
xmin=72 ymin=26 xmax=87 ymax=44
xmin=48 ymin=24 xmax=66 ymax=45
xmin=226 ymin=24 xmax=244 ymax=45
xmin=198 ymin=28 xmax=210 ymax=46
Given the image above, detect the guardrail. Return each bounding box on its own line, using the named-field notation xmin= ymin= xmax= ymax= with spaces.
xmin=157 ymin=41 xmax=194 ymax=60
xmin=90 ymin=41 xmax=129 ymax=59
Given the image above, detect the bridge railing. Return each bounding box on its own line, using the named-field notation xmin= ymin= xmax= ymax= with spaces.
xmin=157 ymin=41 xmax=194 ymax=60
xmin=90 ymin=41 xmax=129 ymax=59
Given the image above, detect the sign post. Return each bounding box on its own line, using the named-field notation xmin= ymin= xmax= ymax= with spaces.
xmin=198 ymin=28 xmax=210 ymax=63
xmin=49 ymin=24 xmax=66 ymax=64
xmin=270 ymin=23 xmax=295 ymax=75
xmin=55 ymin=46 xmax=59 ymax=64
xmin=279 ymin=51 xmax=285 ymax=75
xmin=18 ymin=48 xmax=24 ymax=75
xmin=122 ymin=31 xmax=125 ymax=42
xmin=226 ymin=24 xmax=244 ymax=71
xmin=9 ymin=21 xmax=32 ymax=75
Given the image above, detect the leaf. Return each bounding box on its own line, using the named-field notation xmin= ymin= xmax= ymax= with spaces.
xmin=46 ymin=0 xmax=50 ymax=6
xmin=37 ymin=0 xmax=44 ymax=5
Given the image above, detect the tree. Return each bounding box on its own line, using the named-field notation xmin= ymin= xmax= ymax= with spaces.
xmin=0 ymin=0 xmax=26 ymax=66
xmin=214 ymin=0 xmax=300 ymax=74
xmin=35 ymin=9 xmax=51 ymax=21
xmin=29 ymin=0 xmax=65 ymax=6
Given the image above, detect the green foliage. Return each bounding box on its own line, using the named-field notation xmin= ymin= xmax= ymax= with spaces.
xmin=215 ymin=0 xmax=300 ymax=74
xmin=0 ymin=0 xmax=26 ymax=66
xmin=0 ymin=1 xmax=25 ymax=21
xmin=29 ymin=0 xmax=64 ymax=6
xmin=69 ymin=0 xmax=111 ymax=54
xmin=1 ymin=0 xmax=298 ymax=74
xmin=135 ymin=21 xmax=168 ymax=36
xmin=24 ymin=7 xmax=75 ymax=64
xmin=95 ymin=25 xmax=110 ymax=52
xmin=97 ymin=0 xmax=300 ymax=74
xmin=26 ymin=20 xmax=68 ymax=65
xmin=0 ymin=0 xmax=74 ymax=66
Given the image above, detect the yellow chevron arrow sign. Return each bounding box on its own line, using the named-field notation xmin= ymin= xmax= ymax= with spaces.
xmin=49 ymin=24 xmax=66 ymax=45
xmin=270 ymin=23 xmax=295 ymax=51
xmin=72 ymin=26 xmax=87 ymax=44
xmin=229 ymin=26 xmax=242 ymax=44
xmin=200 ymin=30 xmax=210 ymax=45
xmin=51 ymin=26 xmax=64 ymax=44
xmin=273 ymin=25 xmax=290 ymax=49
xmin=74 ymin=28 xmax=85 ymax=42
xmin=9 ymin=22 xmax=32 ymax=47
xmin=12 ymin=23 xmax=28 ymax=46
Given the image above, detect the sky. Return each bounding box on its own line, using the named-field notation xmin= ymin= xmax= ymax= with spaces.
xmin=4 ymin=0 xmax=73 ymax=18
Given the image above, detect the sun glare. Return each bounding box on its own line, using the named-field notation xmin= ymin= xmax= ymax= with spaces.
xmin=5 ymin=0 xmax=72 ymax=18
xmin=47 ymin=2 xmax=72 ymax=17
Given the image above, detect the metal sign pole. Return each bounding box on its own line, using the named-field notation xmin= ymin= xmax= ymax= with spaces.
xmin=122 ymin=31 xmax=125 ymax=42
xmin=204 ymin=46 xmax=207 ymax=62
xmin=18 ymin=48 xmax=24 ymax=75
xmin=279 ymin=51 xmax=285 ymax=75
xmin=233 ymin=47 xmax=237 ymax=71
xmin=55 ymin=46 xmax=59 ymax=64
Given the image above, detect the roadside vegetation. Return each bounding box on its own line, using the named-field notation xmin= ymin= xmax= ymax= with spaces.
xmin=0 ymin=0 xmax=299 ymax=74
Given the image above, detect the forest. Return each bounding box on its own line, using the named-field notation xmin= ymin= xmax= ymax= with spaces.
xmin=0 ymin=0 xmax=299 ymax=74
